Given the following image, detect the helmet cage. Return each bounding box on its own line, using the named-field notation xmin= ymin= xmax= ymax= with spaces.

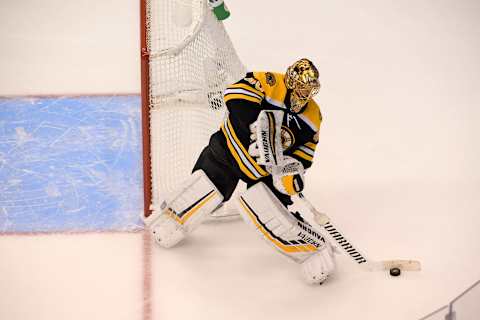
xmin=285 ymin=59 xmax=320 ymax=112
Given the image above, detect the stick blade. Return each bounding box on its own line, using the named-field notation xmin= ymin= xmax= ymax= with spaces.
xmin=367 ymin=259 xmax=422 ymax=271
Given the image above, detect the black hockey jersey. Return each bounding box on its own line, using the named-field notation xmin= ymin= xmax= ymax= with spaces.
xmin=213 ymin=71 xmax=322 ymax=182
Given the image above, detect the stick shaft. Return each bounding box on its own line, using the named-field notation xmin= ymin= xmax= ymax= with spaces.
xmin=297 ymin=194 xmax=421 ymax=272
xmin=298 ymin=193 xmax=368 ymax=265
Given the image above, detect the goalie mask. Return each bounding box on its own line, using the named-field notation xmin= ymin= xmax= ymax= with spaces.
xmin=285 ymin=58 xmax=320 ymax=113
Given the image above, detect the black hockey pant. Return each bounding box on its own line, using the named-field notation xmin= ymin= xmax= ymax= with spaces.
xmin=192 ymin=145 xmax=293 ymax=207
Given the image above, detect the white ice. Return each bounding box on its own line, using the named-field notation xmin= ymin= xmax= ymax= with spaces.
xmin=1 ymin=0 xmax=480 ymax=319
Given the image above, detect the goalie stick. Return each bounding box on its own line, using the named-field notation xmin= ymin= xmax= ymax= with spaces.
xmin=297 ymin=193 xmax=421 ymax=273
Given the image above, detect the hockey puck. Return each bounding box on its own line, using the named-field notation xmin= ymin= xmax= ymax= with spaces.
xmin=389 ymin=267 xmax=401 ymax=277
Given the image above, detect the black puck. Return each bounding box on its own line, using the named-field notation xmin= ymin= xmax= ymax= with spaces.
xmin=389 ymin=267 xmax=401 ymax=277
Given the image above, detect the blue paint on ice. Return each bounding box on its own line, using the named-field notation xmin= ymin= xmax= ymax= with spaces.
xmin=0 ymin=96 xmax=144 ymax=233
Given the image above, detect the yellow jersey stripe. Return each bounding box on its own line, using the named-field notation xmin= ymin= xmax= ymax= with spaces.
xmin=239 ymin=198 xmax=317 ymax=253
xmin=229 ymin=83 xmax=265 ymax=98
xmin=298 ymin=145 xmax=315 ymax=157
xmin=224 ymin=93 xmax=262 ymax=104
xmin=221 ymin=124 xmax=258 ymax=180
xmin=305 ymin=142 xmax=316 ymax=150
xmin=293 ymin=149 xmax=313 ymax=162
xmin=225 ymin=118 xmax=268 ymax=177
xmin=224 ymin=88 xmax=263 ymax=100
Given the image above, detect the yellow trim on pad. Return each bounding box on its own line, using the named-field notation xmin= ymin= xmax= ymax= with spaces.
xmin=239 ymin=198 xmax=317 ymax=253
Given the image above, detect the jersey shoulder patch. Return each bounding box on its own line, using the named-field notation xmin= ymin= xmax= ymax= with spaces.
xmin=298 ymin=99 xmax=322 ymax=132
xmin=253 ymin=71 xmax=287 ymax=108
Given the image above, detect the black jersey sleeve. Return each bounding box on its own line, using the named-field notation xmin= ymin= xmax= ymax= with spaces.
xmin=289 ymin=102 xmax=322 ymax=170
xmin=220 ymin=73 xmax=270 ymax=181
xmin=291 ymin=140 xmax=318 ymax=169
xmin=224 ymin=72 xmax=265 ymax=106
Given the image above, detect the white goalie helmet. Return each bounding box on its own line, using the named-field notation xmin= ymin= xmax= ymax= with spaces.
xmin=285 ymin=58 xmax=321 ymax=113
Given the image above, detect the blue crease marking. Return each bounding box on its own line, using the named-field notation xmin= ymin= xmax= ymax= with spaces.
xmin=0 ymin=95 xmax=144 ymax=232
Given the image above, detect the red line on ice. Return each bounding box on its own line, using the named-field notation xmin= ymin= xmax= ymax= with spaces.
xmin=0 ymin=228 xmax=153 ymax=320
xmin=143 ymin=231 xmax=153 ymax=320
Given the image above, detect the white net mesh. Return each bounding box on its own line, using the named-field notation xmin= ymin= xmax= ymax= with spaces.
xmin=146 ymin=0 xmax=246 ymax=210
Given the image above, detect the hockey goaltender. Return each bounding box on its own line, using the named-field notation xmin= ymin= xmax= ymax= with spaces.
xmin=145 ymin=58 xmax=335 ymax=284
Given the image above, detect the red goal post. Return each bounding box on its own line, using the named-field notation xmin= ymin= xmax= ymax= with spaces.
xmin=140 ymin=0 xmax=246 ymax=218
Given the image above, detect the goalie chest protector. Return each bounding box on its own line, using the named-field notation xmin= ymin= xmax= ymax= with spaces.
xmin=218 ymin=71 xmax=322 ymax=181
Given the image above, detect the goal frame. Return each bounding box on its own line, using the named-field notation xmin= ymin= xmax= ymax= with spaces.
xmin=139 ymin=0 xmax=247 ymax=220
xmin=140 ymin=0 xmax=152 ymax=218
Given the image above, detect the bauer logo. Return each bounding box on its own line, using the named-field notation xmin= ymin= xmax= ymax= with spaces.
xmin=266 ymin=72 xmax=276 ymax=86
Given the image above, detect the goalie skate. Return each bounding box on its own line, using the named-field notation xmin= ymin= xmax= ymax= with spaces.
xmin=236 ymin=182 xmax=336 ymax=284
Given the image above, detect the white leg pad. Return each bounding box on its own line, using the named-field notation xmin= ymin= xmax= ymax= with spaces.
xmin=236 ymin=182 xmax=328 ymax=263
xmin=144 ymin=170 xmax=223 ymax=248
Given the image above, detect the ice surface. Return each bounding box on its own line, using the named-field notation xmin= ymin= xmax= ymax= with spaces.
xmin=1 ymin=0 xmax=480 ymax=319
xmin=0 ymin=232 xmax=145 ymax=320
xmin=0 ymin=96 xmax=143 ymax=233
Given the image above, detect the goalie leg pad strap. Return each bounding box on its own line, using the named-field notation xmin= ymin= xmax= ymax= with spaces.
xmin=144 ymin=170 xmax=223 ymax=247
xmin=236 ymin=182 xmax=327 ymax=263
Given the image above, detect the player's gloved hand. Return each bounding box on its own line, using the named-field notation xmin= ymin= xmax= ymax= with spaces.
xmin=268 ymin=156 xmax=305 ymax=195
xmin=300 ymin=240 xmax=336 ymax=284
xmin=273 ymin=173 xmax=304 ymax=195
xmin=247 ymin=110 xmax=284 ymax=166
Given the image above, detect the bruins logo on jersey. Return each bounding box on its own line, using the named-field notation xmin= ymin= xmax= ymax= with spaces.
xmin=266 ymin=72 xmax=276 ymax=86
xmin=281 ymin=126 xmax=295 ymax=151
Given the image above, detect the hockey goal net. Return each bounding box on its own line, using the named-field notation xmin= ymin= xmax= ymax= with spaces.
xmin=141 ymin=0 xmax=246 ymax=217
